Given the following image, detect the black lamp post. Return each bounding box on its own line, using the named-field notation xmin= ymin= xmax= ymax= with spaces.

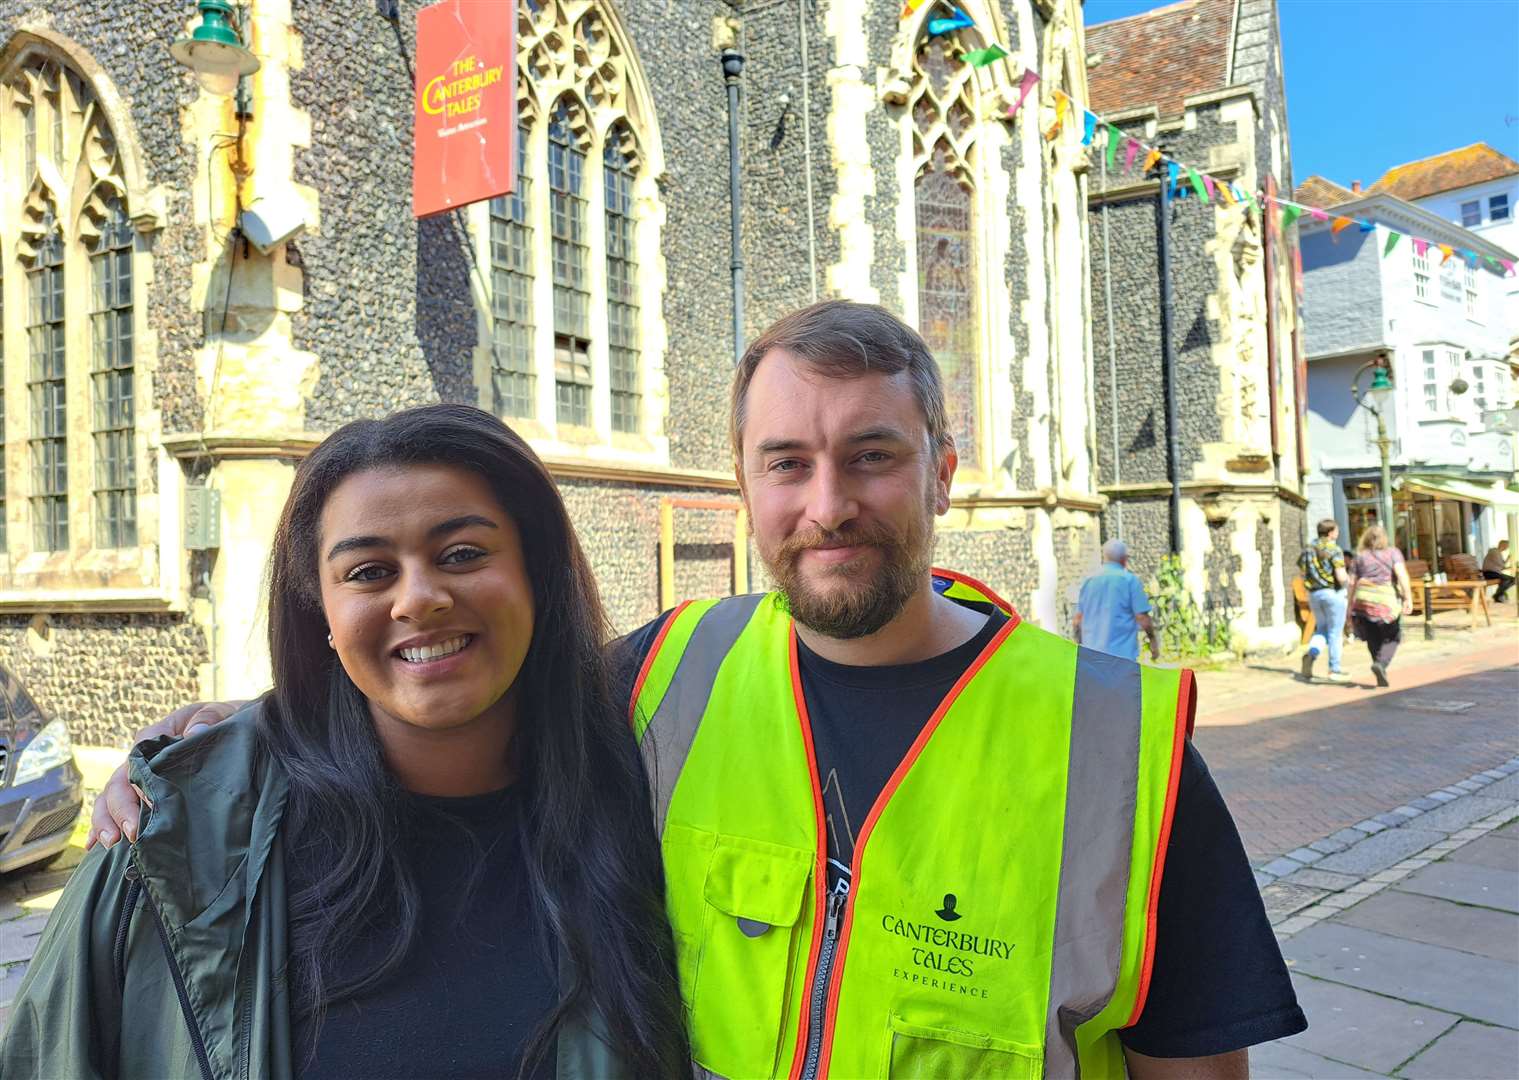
xmin=721 ymin=48 xmax=745 ymax=367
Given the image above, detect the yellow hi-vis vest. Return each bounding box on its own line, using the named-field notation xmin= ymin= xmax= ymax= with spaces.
xmin=630 ymin=569 xmax=1194 ymax=1080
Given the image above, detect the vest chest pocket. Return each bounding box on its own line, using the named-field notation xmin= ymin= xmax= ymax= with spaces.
xmin=886 ymin=1015 xmax=1042 ymax=1079
xmin=688 ymin=833 xmax=814 ymax=1079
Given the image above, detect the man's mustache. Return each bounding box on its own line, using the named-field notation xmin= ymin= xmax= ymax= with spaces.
xmin=776 ymin=524 xmax=899 ymax=562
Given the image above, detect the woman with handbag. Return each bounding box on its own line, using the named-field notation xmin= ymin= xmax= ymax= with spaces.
xmin=1345 ymin=524 xmax=1413 ymax=687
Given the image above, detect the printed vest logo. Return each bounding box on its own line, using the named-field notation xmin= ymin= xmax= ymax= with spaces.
xmin=883 ymin=896 xmax=1015 ymax=1000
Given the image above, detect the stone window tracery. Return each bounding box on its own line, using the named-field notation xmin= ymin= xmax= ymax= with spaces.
xmin=484 ymin=0 xmax=659 ymax=445
xmin=6 ymin=46 xmax=139 ymax=559
xmin=909 ymin=33 xmax=984 ymax=469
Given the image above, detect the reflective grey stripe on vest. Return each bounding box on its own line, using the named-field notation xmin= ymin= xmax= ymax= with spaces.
xmin=1043 ymin=647 xmax=1145 ymax=1078
xmin=638 ymin=593 xmax=767 ymax=836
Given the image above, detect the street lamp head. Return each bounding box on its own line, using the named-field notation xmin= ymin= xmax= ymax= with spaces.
xmin=720 ymin=49 xmax=745 ymax=81
xmin=171 ymin=1 xmax=260 ymax=97
xmin=1367 ymin=363 xmax=1394 ymax=413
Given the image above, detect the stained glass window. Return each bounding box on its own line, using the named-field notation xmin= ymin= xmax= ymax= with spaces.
xmin=489 ymin=124 xmax=535 ymax=418
xmin=91 ymin=197 xmax=136 ymax=547
xmin=27 ymin=213 xmax=67 ymax=551
xmin=915 ymin=147 xmax=979 ymax=468
xmin=548 ymin=99 xmax=592 ymax=427
xmin=604 ymin=128 xmax=640 ymax=434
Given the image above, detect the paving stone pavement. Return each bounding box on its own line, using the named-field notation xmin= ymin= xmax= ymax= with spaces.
xmin=1255 ymin=789 xmax=1519 ymax=1078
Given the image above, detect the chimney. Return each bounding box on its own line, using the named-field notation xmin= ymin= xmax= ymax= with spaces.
xmin=1352 ymin=180 xmax=1362 ymax=193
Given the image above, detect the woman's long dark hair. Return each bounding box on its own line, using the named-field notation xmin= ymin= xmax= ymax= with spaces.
xmin=262 ymin=404 xmax=689 ymax=1076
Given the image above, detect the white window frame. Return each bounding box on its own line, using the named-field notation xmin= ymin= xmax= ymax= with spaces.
xmin=1464 ymin=264 xmax=1480 ymax=321
xmin=1460 ymin=199 xmax=1481 ymax=227
xmin=1412 ymin=245 xmax=1433 ymax=304
xmin=1490 ymin=193 xmax=1510 ymax=222
xmin=1421 ymin=347 xmax=1439 ymax=413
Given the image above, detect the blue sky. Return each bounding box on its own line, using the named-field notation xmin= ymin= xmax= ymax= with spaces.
xmin=1083 ymin=0 xmax=1519 ymax=188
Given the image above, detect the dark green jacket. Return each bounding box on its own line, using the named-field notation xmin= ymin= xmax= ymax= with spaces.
xmin=0 ymin=711 xmax=627 ymax=1079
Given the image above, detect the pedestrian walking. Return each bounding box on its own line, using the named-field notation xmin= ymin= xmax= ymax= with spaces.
xmin=1298 ymin=519 xmax=1350 ymax=682
xmin=1347 ymin=524 xmax=1413 ymax=687
xmin=1481 ymin=539 xmax=1513 ymax=603
xmin=89 ymin=302 xmax=1305 ymax=1079
xmin=1073 ymin=539 xmax=1161 ymax=661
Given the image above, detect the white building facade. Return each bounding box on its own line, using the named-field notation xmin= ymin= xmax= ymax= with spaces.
xmin=1300 ymin=191 xmax=1519 ymax=562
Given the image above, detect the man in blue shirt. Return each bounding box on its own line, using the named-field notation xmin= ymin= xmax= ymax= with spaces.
xmin=1073 ymin=539 xmax=1159 ymax=660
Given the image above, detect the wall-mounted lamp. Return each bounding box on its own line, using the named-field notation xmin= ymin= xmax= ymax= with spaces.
xmin=171 ymin=1 xmax=261 ymax=96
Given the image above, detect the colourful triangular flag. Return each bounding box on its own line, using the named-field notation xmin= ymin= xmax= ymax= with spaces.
xmin=901 ymin=0 xmax=932 ymax=16
xmin=1188 ymin=167 xmax=1209 ymax=201
xmin=1280 ymin=204 xmax=1302 ymax=230
xmin=1202 ymin=174 xmax=1217 ymax=201
xmin=1044 ymin=92 xmax=1069 ymax=140
xmin=1502 ymin=258 xmax=1516 ymax=276
xmin=1438 ymin=243 xmax=1453 ymax=264
xmin=1331 ymin=216 xmax=1353 ymax=235
xmin=1383 ymin=232 xmax=1401 ymax=256
xmin=1412 ymin=238 xmax=1429 ymax=256
xmin=1462 ymin=249 xmax=1479 ymax=267
xmin=1309 ymin=208 xmax=1329 ymax=223
xmin=927 ymin=6 xmax=974 ymax=35
xmin=1006 ymin=69 xmax=1039 ymax=118
xmin=1081 ymin=110 xmax=1096 ymax=146
xmin=1484 ymin=254 xmax=1503 ymax=272
xmin=1123 ymin=137 xmax=1140 ymax=173
xmin=1358 ymin=220 xmax=1374 ymax=233
xmin=1105 ymin=124 xmax=1121 ymax=170
xmin=962 ymin=43 xmax=1009 ymax=67
xmin=1166 ymin=161 xmax=1180 ymax=193
xmin=1142 ymin=148 xmax=1162 ymax=173
xmin=1216 ymin=182 xmax=1235 ymax=205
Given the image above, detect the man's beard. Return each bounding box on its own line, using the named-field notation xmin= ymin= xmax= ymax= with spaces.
xmin=762 ymin=505 xmax=935 ymax=640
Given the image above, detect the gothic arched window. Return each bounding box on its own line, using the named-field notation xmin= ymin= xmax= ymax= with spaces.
xmin=6 ymin=45 xmax=140 ymax=557
xmin=481 ymin=0 xmax=662 ymax=446
xmin=909 ymin=34 xmax=982 ymax=468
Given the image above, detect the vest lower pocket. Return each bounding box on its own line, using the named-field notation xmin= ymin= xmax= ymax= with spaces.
xmin=688 ymin=833 xmax=813 ymax=1079
xmin=886 ymin=1016 xmax=1042 ymax=1079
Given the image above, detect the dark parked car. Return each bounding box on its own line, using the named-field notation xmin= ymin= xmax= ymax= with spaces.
xmin=0 ymin=665 xmax=83 ymax=874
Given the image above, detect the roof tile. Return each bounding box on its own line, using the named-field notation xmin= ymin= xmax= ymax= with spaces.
xmin=1369 ymin=144 xmax=1519 ymax=202
xmin=1086 ymin=0 xmax=1235 ymax=119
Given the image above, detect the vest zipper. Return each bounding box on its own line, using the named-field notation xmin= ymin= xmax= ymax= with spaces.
xmin=114 ymin=864 xmax=142 ymax=991
xmin=797 ymin=877 xmax=850 ymax=1080
xmin=134 ymin=856 xmax=216 ymax=1080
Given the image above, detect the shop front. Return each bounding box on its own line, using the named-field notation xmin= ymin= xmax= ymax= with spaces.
xmin=1337 ymin=473 xmax=1519 ymax=564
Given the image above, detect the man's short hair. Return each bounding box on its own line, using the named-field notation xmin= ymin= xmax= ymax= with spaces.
xmin=730 ymin=300 xmax=951 ymax=462
xmin=1102 ymin=539 xmax=1128 ymax=562
xmin=1317 ymin=518 xmax=1339 ymax=538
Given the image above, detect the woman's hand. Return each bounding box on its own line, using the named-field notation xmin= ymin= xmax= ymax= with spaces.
xmin=87 ymin=700 xmax=248 ymax=849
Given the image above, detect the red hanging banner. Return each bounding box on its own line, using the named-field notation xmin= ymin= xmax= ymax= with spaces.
xmin=413 ymin=0 xmax=515 ymax=219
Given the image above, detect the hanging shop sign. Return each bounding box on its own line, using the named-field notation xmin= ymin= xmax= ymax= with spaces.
xmin=413 ymin=0 xmax=515 ymax=218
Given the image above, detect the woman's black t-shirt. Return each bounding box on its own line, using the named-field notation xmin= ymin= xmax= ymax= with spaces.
xmin=287 ymin=785 xmax=557 ymax=1079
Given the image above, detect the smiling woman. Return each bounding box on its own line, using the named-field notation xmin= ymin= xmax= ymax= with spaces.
xmin=0 ymin=405 xmax=689 ymax=1080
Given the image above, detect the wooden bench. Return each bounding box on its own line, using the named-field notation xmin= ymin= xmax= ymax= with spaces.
xmin=1402 ymin=556 xmax=1492 ymax=628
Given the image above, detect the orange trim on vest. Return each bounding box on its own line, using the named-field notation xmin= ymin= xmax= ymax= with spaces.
xmin=1126 ymin=667 xmax=1195 ymax=1026
xmin=815 ymin=617 xmax=1021 ymax=1079
xmin=627 ymin=600 xmax=691 ymax=726
xmin=786 ymin=625 xmax=832 ymax=1080
xmin=931 ymin=566 xmax=1021 ymax=622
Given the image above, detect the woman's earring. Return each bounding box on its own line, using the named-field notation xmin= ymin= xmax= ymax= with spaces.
xmin=326 ymin=633 xmax=334 ymax=649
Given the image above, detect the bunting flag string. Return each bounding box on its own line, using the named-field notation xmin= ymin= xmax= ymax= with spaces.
xmin=894 ymin=0 xmax=1516 ymax=277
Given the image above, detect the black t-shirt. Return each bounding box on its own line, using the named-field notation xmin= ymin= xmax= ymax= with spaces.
xmin=613 ymin=605 xmax=1307 ymax=1058
xmin=287 ymin=785 xmax=557 ymax=1079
